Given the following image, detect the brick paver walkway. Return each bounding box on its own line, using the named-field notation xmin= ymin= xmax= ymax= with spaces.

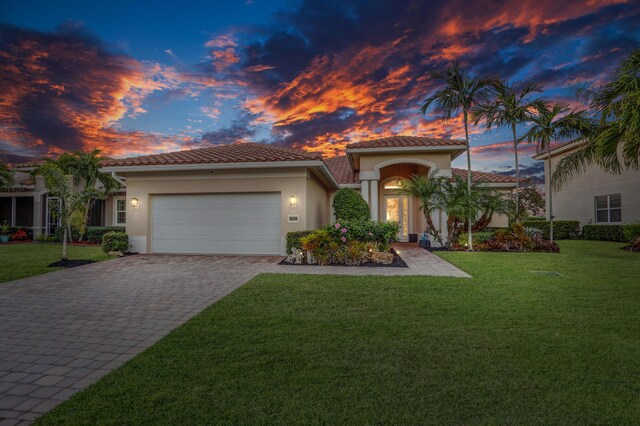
xmin=0 ymin=247 xmax=467 ymax=424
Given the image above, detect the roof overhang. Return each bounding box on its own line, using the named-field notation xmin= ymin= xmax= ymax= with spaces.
xmin=101 ymin=160 xmax=340 ymax=190
xmin=346 ymin=145 xmax=467 ymax=170
xmin=532 ymin=140 xmax=584 ymax=160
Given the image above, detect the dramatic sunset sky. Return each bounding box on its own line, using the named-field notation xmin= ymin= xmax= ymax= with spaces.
xmin=1 ymin=1 xmax=639 ymax=179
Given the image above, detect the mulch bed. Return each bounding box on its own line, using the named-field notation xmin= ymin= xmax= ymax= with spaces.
xmin=622 ymin=246 xmax=640 ymax=253
xmin=279 ymin=248 xmax=408 ymax=268
xmin=48 ymin=259 xmax=97 ymax=268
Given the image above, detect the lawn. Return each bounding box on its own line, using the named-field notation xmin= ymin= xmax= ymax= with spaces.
xmin=38 ymin=241 xmax=639 ymax=424
xmin=0 ymin=243 xmax=111 ymax=283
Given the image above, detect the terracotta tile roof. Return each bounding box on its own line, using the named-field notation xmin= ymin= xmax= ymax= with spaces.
xmin=102 ymin=142 xmax=322 ymax=167
xmin=451 ymin=168 xmax=518 ymax=184
xmin=346 ymin=136 xmax=466 ymax=150
xmin=325 ymin=155 xmax=516 ymax=185
xmin=324 ymin=155 xmax=359 ymax=185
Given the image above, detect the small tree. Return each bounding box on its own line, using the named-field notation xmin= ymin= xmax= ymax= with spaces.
xmin=40 ymin=150 xmax=119 ymax=241
xmin=333 ymin=188 xmax=370 ymax=221
xmin=37 ymin=162 xmax=103 ymax=261
xmin=510 ymin=184 xmax=545 ymax=219
xmin=401 ymin=172 xmax=508 ymax=249
xmin=400 ymin=171 xmax=446 ymax=246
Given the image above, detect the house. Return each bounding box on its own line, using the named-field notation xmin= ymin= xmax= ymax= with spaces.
xmin=533 ymin=141 xmax=640 ymax=226
xmin=3 ymin=136 xmax=517 ymax=254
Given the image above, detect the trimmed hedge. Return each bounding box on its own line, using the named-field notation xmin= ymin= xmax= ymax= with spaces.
xmin=87 ymin=226 xmax=126 ymax=243
xmin=102 ymin=231 xmax=129 ymax=253
xmin=623 ymin=223 xmax=640 ymax=242
xmin=522 ymin=220 xmax=580 ymax=240
xmin=332 ymin=188 xmax=370 ymax=221
xmin=457 ymin=231 xmax=494 ymax=246
xmin=582 ymin=224 xmax=626 ymax=242
xmin=286 ymin=230 xmax=316 ymax=254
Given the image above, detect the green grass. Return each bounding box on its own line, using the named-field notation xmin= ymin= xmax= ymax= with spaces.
xmin=39 ymin=241 xmax=639 ymax=424
xmin=0 ymin=243 xmax=111 ymax=283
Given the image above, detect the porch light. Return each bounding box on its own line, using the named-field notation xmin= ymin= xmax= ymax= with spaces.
xmin=130 ymin=197 xmax=139 ymax=208
xmin=289 ymin=195 xmax=297 ymax=207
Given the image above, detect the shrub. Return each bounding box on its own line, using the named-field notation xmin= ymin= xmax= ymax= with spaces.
xmin=86 ymin=226 xmax=126 ymax=243
xmin=286 ymin=230 xmax=316 ymax=254
xmin=457 ymin=231 xmax=494 ymax=246
xmin=460 ymin=223 xmax=559 ymax=252
xmin=522 ymin=220 xmax=580 ymax=240
xmin=102 ymin=231 xmax=129 ymax=253
xmin=630 ymin=237 xmax=640 ymax=251
xmin=9 ymin=228 xmax=28 ymax=241
xmin=623 ymin=223 xmax=640 ymax=242
xmin=332 ymin=188 xmax=370 ymax=221
xmin=300 ymin=230 xmax=334 ymax=265
xmin=344 ymin=241 xmax=368 ymax=266
xmin=582 ymin=224 xmax=625 ymax=242
xmin=36 ymin=234 xmax=58 ymax=243
xmin=324 ymin=220 xmax=399 ymax=252
xmin=54 ymin=226 xmax=80 ymax=242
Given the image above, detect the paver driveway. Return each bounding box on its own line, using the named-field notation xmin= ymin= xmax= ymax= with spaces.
xmin=0 ymin=254 xmax=280 ymax=424
xmin=0 ymin=248 xmax=468 ymax=424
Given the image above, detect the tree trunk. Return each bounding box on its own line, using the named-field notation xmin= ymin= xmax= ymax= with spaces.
xmin=547 ymin=145 xmax=554 ymax=244
xmin=463 ymin=109 xmax=473 ymax=251
xmin=512 ymin=122 xmax=520 ymax=222
xmin=62 ymin=226 xmax=68 ymax=261
xmin=425 ymin=213 xmax=444 ymax=247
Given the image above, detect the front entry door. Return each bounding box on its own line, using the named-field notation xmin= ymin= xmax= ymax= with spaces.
xmin=385 ymin=195 xmax=409 ymax=241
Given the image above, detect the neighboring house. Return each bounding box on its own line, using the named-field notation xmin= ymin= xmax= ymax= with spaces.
xmin=6 ymin=136 xmax=516 ymax=254
xmin=533 ymin=141 xmax=640 ymax=226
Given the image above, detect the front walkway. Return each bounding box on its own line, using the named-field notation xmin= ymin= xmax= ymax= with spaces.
xmin=0 ymin=248 xmax=467 ymax=423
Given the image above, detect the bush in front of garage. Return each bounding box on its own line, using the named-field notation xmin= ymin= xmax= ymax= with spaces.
xmin=286 ymin=230 xmax=316 ymax=254
xmin=87 ymin=226 xmax=126 ymax=243
xmin=102 ymin=231 xmax=129 ymax=254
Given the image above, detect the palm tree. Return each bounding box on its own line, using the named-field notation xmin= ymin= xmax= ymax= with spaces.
xmin=0 ymin=162 xmax=14 ymax=189
xmin=472 ymin=80 xmax=546 ymax=221
xmin=420 ymin=60 xmax=496 ymax=250
xmin=399 ymin=170 xmax=447 ymax=246
xmin=554 ymin=49 xmax=640 ymax=184
xmin=520 ymin=102 xmax=592 ymax=243
xmin=401 ymin=171 xmax=508 ymax=249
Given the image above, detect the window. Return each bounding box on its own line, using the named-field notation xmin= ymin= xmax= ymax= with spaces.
xmin=114 ymin=198 xmax=126 ymax=225
xmin=595 ymin=194 xmax=621 ymax=223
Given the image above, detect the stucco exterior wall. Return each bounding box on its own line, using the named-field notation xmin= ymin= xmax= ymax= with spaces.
xmin=120 ymin=168 xmax=318 ymax=253
xmin=357 ymin=152 xmax=452 ymax=174
xmin=306 ymin=173 xmax=330 ymax=230
xmin=543 ymin=149 xmax=640 ymax=225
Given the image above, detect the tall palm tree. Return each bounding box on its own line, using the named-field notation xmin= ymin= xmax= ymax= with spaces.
xmin=554 ymin=49 xmax=640 ymax=184
xmin=0 ymin=162 xmax=14 ymax=189
xmin=472 ymin=80 xmax=546 ymax=221
xmin=520 ymin=102 xmax=592 ymax=243
xmin=421 ymin=61 xmax=496 ymax=250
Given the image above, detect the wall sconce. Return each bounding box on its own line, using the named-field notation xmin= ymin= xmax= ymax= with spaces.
xmin=130 ymin=197 xmax=139 ymax=208
xmin=289 ymin=195 xmax=297 ymax=207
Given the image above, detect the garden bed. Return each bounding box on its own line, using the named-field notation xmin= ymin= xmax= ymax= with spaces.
xmin=48 ymin=259 xmax=98 ymax=268
xmin=279 ymin=248 xmax=407 ymax=268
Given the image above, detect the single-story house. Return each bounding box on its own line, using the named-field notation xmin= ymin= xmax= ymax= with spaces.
xmin=533 ymin=141 xmax=640 ymax=225
xmin=4 ymin=136 xmax=517 ymax=254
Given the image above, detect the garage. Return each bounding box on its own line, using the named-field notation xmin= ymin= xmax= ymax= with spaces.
xmin=151 ymin=193 xmax=281 ymax=255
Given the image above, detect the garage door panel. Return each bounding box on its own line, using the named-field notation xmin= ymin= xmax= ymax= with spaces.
xmin=152 ymin=193 xmax=281 ymax=255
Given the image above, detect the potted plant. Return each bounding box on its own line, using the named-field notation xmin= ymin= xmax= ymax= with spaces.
xmin=0 ymin=222 xmax=10 ymax=243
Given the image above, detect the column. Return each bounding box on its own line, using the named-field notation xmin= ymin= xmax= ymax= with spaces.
xmin=361 ymin=180 xmax=369 ymax=205
xmin=370 ymin=179 xmax=379 ymax=221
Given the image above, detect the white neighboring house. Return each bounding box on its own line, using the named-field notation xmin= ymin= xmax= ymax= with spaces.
xmin=533 ymin=140 xmax=640 ymax=225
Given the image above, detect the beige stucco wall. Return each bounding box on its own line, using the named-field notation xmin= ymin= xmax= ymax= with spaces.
xmin=357 ymin=152 xmax=452 ymax=174
xmin=306 ymin=173 xmax=330 ymax=230
xmin=120 ymin=168 xmax=323 ymax=254
xmin=543 ymin=149 xmax=640 ymax=225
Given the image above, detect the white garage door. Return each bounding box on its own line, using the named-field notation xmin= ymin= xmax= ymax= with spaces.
xmin=152 ymin=193 xmax=281 ymax=255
